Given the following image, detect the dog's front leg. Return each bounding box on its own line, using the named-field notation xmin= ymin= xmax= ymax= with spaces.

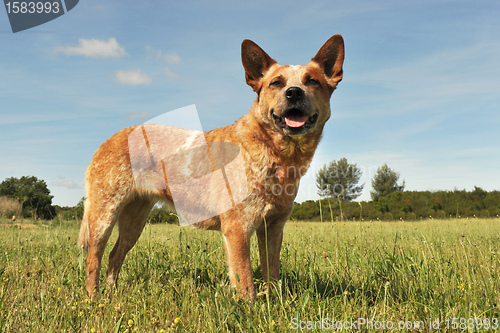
xmin=221 ymin=226 xmax=255 ymax=301
xmin=257 ymin=219 xmax=286 ymax=292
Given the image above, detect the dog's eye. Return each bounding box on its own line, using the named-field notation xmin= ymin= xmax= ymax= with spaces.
xmin=306 ymin=78 xmax=320 ymax=86
xmin=269 ymin=80 xmax=283 ymax=87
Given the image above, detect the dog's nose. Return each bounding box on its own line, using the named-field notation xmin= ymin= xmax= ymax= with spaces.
xmin=285 ymin=87 xmax=304 ymax=102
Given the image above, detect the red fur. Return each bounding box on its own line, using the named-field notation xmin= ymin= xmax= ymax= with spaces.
xmin=79 ymin=35 xmax=345 ymax=300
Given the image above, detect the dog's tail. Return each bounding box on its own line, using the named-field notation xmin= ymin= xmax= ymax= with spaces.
xmin=78 ymin=199 xmax=90 ymax=253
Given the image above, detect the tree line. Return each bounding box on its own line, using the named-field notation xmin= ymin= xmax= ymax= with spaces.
xmin=0 ymin=176 xmax=55 ymax=219
xmin=295 ymin=157 xmax=500 ymax=221
xmin=291 ymin=187 xmax=500 ymax=221
xmin=1 ymin=163 xmax=499 ymax=222
xmin=0 ymin=176 xmax=84 ymax=221
xmin=316 ymin=158 xmax=406 ymax=202
xmin=0 ymin=175 xmax=180 ymax=224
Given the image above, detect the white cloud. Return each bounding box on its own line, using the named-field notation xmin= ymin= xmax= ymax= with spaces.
xmin=125 ymin=111 xmax=152 ymax=119
xmin=145 ymin=46 xmax=180 ymax=79
xmin=146 ymin=45 xmax=181 ymax=64
xmin=52 ymin=179 xmax=80 ymax=189
xmin=115 ymin=69 xmax=152 ymax=86
xmin=164 ymin=67 xmax=178 ymax=79
xmin=54 ymin=37 xmax=127 ymax=58
xmin=163 ymin=52 xmax=181 ymax=64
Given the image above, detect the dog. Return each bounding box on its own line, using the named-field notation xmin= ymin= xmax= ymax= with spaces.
xmin=78 ymin=35 xmax=344 ymax=300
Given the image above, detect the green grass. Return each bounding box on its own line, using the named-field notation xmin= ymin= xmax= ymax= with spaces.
xmin=1 ymin=218 xmax=500 ymax=332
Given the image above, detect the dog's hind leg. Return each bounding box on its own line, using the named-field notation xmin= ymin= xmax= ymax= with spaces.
xmin=105 ymin=196 xmax=155 ymax=290
xmin=85 ymin=200 xmax=118 ymax=298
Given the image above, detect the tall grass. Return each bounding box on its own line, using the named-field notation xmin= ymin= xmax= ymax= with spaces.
xmin=0 ymin=197 xmax=22 ymax=219
xmin=1 ymin=217 xmax=500 ymax=331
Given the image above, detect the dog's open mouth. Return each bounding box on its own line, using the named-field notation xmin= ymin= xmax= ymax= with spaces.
xmin=272 ymin=109 xmax=318 ymax=135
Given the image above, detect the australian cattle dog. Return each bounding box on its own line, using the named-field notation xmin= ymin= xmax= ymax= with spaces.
xmin=79 ymin=35 xmax=345 ymax=300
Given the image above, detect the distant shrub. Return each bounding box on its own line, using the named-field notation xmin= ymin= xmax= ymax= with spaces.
xmin=0 ymin=196 xmax=22 ymax=219
xmin=0 ymin=176 xmax=55 ymax=219
xmin=54 ymin=197 xmax=85 ymax=221
xmin=148 ymin=206 xmax=179 ymax=224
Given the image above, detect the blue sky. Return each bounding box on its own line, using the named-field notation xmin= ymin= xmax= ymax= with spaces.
xmin=1 ymin=0 xmax=499 ymax=207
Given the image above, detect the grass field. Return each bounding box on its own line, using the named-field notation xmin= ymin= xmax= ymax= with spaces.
xmin=1 ymin=217 xmax=500 ymax=332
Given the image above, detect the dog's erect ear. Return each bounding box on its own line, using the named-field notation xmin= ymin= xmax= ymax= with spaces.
xmin=312 ymin=35 xmax=345 ymax=88
xmin=241 ymin=39 xmax=277 ymax=93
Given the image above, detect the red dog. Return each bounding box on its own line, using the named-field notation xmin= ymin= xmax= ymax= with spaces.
xmin=79 ymin=35 xmax=344 ymax=300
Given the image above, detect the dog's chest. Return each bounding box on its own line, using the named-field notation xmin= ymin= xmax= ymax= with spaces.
xmin=246 ymin=157 xmax=301 ymax=208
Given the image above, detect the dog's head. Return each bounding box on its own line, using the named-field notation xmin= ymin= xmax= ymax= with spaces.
xmin=242 ymin=35 xmax=344 ymax=136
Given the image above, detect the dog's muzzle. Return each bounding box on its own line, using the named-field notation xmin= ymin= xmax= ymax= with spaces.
xmin=272 ymin=108 xmax=318 ymax=135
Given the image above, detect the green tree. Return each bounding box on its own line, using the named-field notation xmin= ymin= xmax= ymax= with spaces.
xmin=57 ymin=197 xmax=85 ymax=220
xmin=316 ymin=157 xmax=364 ymax=201
xmin=73 ymin=197 xmax=85 ymax=219
xmin=370 ymin=164 xmax=405 ymax=201
xmin=0 ymin=176 xmax=55 ymax=219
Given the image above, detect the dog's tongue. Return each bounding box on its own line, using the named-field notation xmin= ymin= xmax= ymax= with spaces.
xmin=285 ymin=115 xmax=307 ymax=128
